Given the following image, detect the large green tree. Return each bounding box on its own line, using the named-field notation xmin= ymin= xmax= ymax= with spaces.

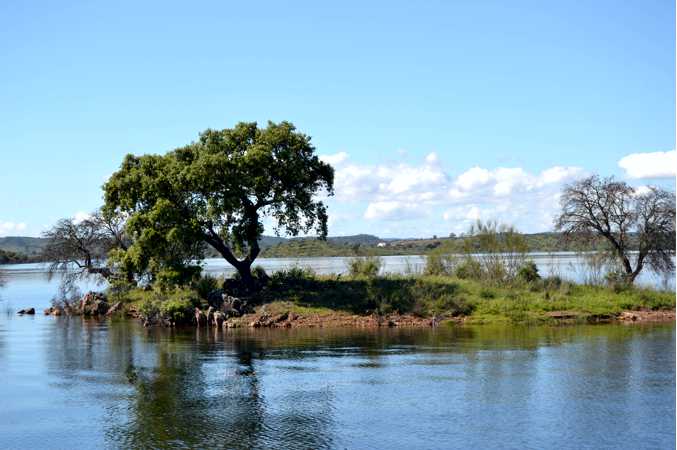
xmin=103 ymin=121 xmax=334 ymax=287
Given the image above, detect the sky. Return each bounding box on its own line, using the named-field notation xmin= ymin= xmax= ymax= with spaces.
xmin=0 ymin=0 xmax=675 ymax=238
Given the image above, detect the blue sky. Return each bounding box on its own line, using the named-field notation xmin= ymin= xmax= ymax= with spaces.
xmin=0 ymin=0 xmax=674 ymax=238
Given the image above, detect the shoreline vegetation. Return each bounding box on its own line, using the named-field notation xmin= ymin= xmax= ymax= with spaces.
xmin=8 ymin=123 xmax=674 ymax=332
xmin=38 ymin=254 xmax=676 ymax=329
xmin=0 ymin=231 xmax=659 ymax=264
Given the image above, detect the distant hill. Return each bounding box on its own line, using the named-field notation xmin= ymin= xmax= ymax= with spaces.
xmin=0 ymin=236 xmax=48 ymax=256
xmin=258 ymin=235 xmax=288 ymax=248
xmin=326 ymin=234 xmax=383 ymax=246
xmin=2 ymin=232 xmax=631 ymax=262
xmin=0 ymin=234 xmax=385 ymax=260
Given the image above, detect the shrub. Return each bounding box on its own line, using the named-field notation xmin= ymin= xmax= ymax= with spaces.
xmin=541 ymin=275 xmax=563 ymax=291
xmin=423 ymin=253 xmax=455 ymax=276
xmin=160 ymin=298 xmax=194 ymax=324
xmin=605 ymin=270 xmax=631 ymax=292
xmin=252 ymin=265 xmax=270 ymax=282
xmin=270 ymin=266 xmax=316 ymax=289
xmin=194 ymin=273 xmax=222 ymax=300
xmin=479 ymin=288 xmax=496 ymax=299
xmin=138 ymin=288 xmax=200 ymax=326
xmin=455 ymin=258 xmax=482 ymax=280
xmin=409 ymin=279 xmax=474 ymax=317
xmin=139 ymin=296 xmax=161 ymax=323
xmin=517 ymin=261 xmax=541 ymax=283
xmin=154 ymin=266 xmax=202 ymax=291
xmin=348 ymin=256 xmax=382 ymax=278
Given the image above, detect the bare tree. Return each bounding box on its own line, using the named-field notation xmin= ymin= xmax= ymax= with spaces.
xmin=42 ymin=210 xmax=129 ymax=291
xmin=555 ymin=176 xmax=675 ymax=284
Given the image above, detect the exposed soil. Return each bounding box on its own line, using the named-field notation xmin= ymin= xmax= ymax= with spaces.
xmin=617 ymin=310 xmax=676 ymax=323
xmin=216 ymin=308 xmax=676 ymax=329
xmin=223 ymin=311 xmax=445 ymax=329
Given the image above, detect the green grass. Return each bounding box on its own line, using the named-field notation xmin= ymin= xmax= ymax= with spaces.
xmin=255 ymin=272 xmax=675 ymax=324
xmin=114 ymin=272 xmax=675 ymax=325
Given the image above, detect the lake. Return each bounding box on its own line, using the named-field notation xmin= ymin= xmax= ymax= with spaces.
xmin=0 ymin=257 xmax=675 ymax=449
xmin=3 ymin=252 xmax=674 ymax=291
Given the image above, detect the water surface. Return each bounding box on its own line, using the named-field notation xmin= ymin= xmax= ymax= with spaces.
xmin=0 ymin=260 xmax=674 ymax=449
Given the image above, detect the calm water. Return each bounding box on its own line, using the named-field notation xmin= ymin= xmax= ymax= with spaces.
xmin=0 ymin=261 xmax=675 ymax=449
xmin=3 ymin=252 xmax=674 ymax=290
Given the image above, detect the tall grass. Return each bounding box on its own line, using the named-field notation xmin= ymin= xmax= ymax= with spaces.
xmin=426 ymin=220 xmax=534 ymax=286
xmin=347 ymin=256 xmax=383 ymax=278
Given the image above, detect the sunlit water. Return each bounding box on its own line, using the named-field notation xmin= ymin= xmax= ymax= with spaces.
xmin=0 ymin=257 xmax=674 ymax=449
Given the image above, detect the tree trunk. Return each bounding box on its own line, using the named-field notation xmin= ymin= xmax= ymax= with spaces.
xmin=235 ymin=259 xmax=255 ymax=289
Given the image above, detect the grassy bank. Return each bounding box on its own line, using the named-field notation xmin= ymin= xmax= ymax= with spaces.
xmin=260 ymin=272 xmax=674 ymax=323
xmin=113 ymin=267 xmax=675 ymax=326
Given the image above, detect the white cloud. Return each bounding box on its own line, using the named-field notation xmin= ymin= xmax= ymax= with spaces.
xmin=0 ymin=221 xmax=27 ymax=237
xmin=425 ymin=152 xmax=439 ymax=165
xmin=465 ymin=206 xmax=481 ymax=221
xmin=323 ymin=150 xmax=585 ymax=234
xmin=73 ymin=211 xmax=92 ymax=224
xmin=632 ymin=185 xmax=652 ymax=196
xmin=455 ymin=166 xmax=491 ymax=191
xmin=539 ymin=166 xmax=581 ymax=184
xmin=332 ymin=153 xmax=448 ymax=202
xmin=364 ymin=201 xmax=424 ymax=221
xmin=320 ymin=152 xmax=349 ymax=166
xmin=493 ymin=167 xmax=529 ymax=196
xmin=618 ymin=150 xmax=677 ymax=179
xmin=451 ymin=165 xmax=582 ymax=198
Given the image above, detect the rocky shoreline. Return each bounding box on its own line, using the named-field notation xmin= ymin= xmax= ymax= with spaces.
xmin=25 ymin=290 xmax=677 ymax=329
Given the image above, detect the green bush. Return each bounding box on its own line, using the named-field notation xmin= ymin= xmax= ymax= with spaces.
xmin=517 ymin=261 xmax=541 ymax=283
xmin=252 ymin=265 xmax=270 ymax=282
xmin=160 ymin=288 xmax=200 ymax=324
xmin=348 ymin=256 xmax=382 ymax=278
xmin=479 ymin=288 xmax=496 ymax=299
xmin=194 ymin=274 xmax=222 ymax=300
xmin=423 ymin=253 xmax=455 ymax=276
xmin=605 ymin=270 xmax=631 ymax=292
xmin=541 ymin=275 xmax=563 ymax=291
xmin=139 ymin=296 xmax=161 ymax=323
xmin=106 ymin=277 xmax=135 ymax=303
xmin=137 ymin=288 xmax=199 ymax=325
xmin=270 ymin=266 xmax=316 ymax=289
xmin=160 ymin=299 xmax=193 ymax=324
xmin=154 ymin=265 xmax=202 ymax=291
xmin=410 ymin=279 xmax=474 ymax=316
xmin=455 ymin=258 xmax=482 ymax=280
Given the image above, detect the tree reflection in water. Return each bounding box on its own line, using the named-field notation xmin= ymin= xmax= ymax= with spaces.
xmin=42 ymin=320 xmax=674 ymax=449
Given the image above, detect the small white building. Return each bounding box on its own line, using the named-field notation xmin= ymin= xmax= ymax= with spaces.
xmin=376 ymin=242 xmax=387 ymax=247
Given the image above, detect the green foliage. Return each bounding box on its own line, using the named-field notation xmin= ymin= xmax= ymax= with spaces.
xmin=408 ymin=278 xmax=474 ymax=316
xmin=347 ymin=256 xmax=382 ymax=278
xmin=271 ymin=266 xmax=316 ymax=284
xmin=122 ymin=269 xmax=674 ymax=326
xmin=252 ymin=265 xmax=269 ymax=281
xmin=137 ymin=288 xmax=200 ymax=325
xmin=193 ymin=273 xmax=223 ymax=300
xmin=517 ymin=261 xmax=541 ymax=283
xmin=106 ymin=277 xmax=136 ymax=303
xmin=543 ymin=275 xmax=563 ymax=289
xmin=154 ymin=265 xmax=202 ymax=291
xmin=479 ymin=288 xmax=496 ymax=299
xmin=605 ymin=270 xmax=632 ymax=293
xmin=0 ymin=249 xmax=34 ymax=264
xmin=423 ymin=253 xmax=456 ymax=276
xmin=103 ymin=121 xmax=334 ymax=282
xmin=159 ymin=295 xmax=197 ymax=325
xmin=455 ymin=258 xmax=482 ymax=280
